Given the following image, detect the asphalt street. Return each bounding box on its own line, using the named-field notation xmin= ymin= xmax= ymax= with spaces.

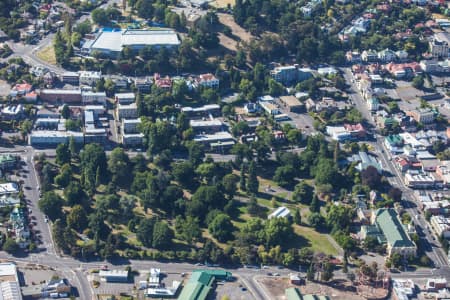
xmin=342 ymin=67 xmax=449 ymax=268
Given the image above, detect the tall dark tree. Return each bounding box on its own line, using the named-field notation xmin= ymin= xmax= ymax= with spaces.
xmin=247 ymin=161 xmax=258 ymax=194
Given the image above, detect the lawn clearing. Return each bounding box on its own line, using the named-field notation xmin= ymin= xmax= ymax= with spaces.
xmin=293 ymin=225 xmax=338 ymax=256
xmin=211 ymin=0 xmax=235 ymax=8
xmin=36 ymin=45 xmax=57 ymax=65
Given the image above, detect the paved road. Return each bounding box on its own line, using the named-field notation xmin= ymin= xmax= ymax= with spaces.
xmin=342 ymin=67 xmax=449 ymax=268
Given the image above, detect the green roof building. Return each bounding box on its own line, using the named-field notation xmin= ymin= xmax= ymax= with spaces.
xmin=0 ymin=154 xmax=18 ymax=170
xmin=285 ymin=288 xmax=330 ymax=300
xmin=361 ymin=208 xmax=416 ymax=257
xmin=177 ymin=270 xmax=232 ymax=300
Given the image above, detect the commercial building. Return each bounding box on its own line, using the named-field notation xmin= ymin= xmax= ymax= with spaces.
xmin=352 ymin=151 xmax=382 ymax=173
xmin=117 ymin=103 xmax=138 ymax=119
xmin=404 ymin=172 xmax=439 ymax=189
xmin=361 ymin=208 xmax=416 ymax=257
xmin=190 ymin=119 xmax=223 ymax=133
xmin=430 ymin=34 xmax=449 ymax=59
xmin=181 ymin=104 xmax=221 ymax=119
xmin=270 ymin=65 xmax=312 ymax=85
xmin=259 ymin=102 xmax=281 ymax=116
xmin=436 ymin=161 xmax=450 ymax=186
xmin=1 ymin=105 xmax=23 ymax=120
xmin=61 ymin=72 xmax=80 ymax=85
xmin=29 ymin=131 xmax=84 ymax=147
xmin=0 ymin=154 xmax=19 ymax=170
xmin=79 ymin=71 xmax=102 ymax=86
xmin=0 ymin=183 xmax=19 ymax=196
xmin=82 ymin=91 xmax=106 ymax=105
xmin=407 ymin=108 xmax=435 ymax=124
xmin=82 ymin=29 xmax=180 ymax=57
xmin=122 ymin=118 xmax=141 ymax=134
xmin=392 ymin=279 xmax=415 ymax=300
xmin=426 ymin=278 xmax=447 ymax=292
xmin=39 ymin=89 xmax=82 ymax=104
xmin=85 ymin=105 xmax=106 ymax=116
xmin=122 ymin=133 xmax=144 ymax=146
xmin=279 ymin=95 xmax=304 ymax=113
xmin=430 ymin=215 xmax=450 ymax=239
xmin=99 ymin=270 xmax=129 ymax=283
xmin=177 ymin=270 xmax=232 ymax=300
xmin=384 ymin=135 xmax=404 ymax=154
xmin=35 ymin=118 xmax=61 ymax=129
xmin=285 ymin=288 xmax=329 ymax=300
xmin=0 ymin=263 xmax=22 ymax=300
xmin=115 ymin=92 xmax=135 ymax=104
xmin=268 ymin=206 xmax=291 ymax=219
xmin=194 ymin=132 xmax=235 ymax=152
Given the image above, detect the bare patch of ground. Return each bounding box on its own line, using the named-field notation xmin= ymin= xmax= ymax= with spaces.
xmin=257 ymin=277 xmax=368 ymax=300
xmin=217 ymin=13 xmax=253 ymax=51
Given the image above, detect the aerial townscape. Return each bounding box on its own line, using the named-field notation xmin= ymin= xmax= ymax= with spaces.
xmin=0 ymin=0 xmax=450 ymax=299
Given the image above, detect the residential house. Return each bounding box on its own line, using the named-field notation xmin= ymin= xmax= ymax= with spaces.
xmin=396 ymin=50 xmax=409 ymax=61
xmin=196 ymin=73 xmax=219 ymax=89
xmin=154 ymin=73 xmax=172 ymax=89
xmin=378 ymin=48 xmax=397 ymax=63
xmin=10 ymin=83 xmax=32 ymax=97
xmin=346 ymin=51 xmax=362 ymax=63
xmin=362 ymin=50 xmax=378 ymax=62
xmin=360 ymin=208 xmax=416 ymax=257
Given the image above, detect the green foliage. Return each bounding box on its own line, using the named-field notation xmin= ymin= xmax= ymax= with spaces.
xmin=38 ymin=192 xmax=64 ymax=221
xmin=67 ymin=205 xmax=88 ymax=232
xmin=208 ymin=214 xmax=234 ymax=242
xmin=2 ymin=238 xmax=18 ymax=254
xmin=56 ymin=143 xmax=71 ymax=166
xmin=247 ymin=161 xmax=259 ymax=194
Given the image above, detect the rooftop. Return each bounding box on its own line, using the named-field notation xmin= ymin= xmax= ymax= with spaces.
xmin=375 ymin=208 xmax=415 ymax=248
xmin=90 ymin=29 xmax=180 ymax=52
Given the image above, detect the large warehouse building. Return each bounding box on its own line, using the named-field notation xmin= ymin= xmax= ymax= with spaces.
xmin=81 ymin=28 xmax=181 ymax=57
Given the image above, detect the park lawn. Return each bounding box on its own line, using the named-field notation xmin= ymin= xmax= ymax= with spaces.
xmin=36 ymin=45 xmax=56 ymax=65
xmin=293 ymin=225 xmax=338 ymax=256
